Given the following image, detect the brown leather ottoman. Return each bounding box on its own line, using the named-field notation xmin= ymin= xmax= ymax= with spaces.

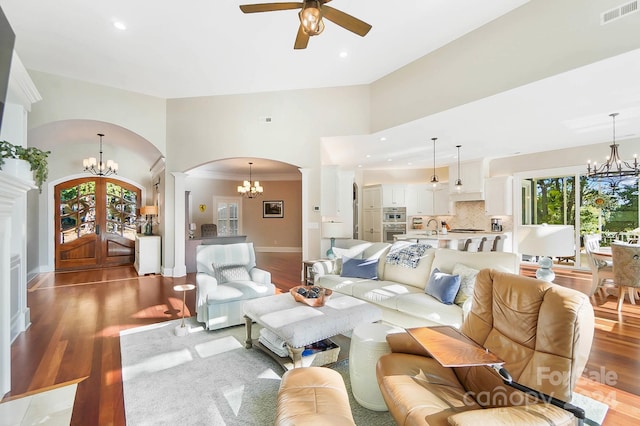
xmin=275 ymin=366 xmax=356 ymax=425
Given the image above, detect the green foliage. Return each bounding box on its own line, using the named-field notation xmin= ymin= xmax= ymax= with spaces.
xmin=0 ymin=140 xmax=50 ymax=192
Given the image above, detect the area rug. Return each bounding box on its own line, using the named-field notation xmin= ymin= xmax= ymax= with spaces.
xmin=120 ymin=318 xmax=607 ymax=426
xmin=120 ymin=318 xmax=394 ymax=425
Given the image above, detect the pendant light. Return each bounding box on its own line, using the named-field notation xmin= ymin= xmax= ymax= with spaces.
xmin=455 ymin=145 xmax=463 ymax=191
xmin=430 ymin=137 xmax=439 ymax=188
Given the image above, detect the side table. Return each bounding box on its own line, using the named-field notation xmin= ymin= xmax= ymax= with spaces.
xmin=349 ymin=323 xmax=403 ymax=410
xmin=302 ymin=259 xmax=332 ymax=285
xmin=173 ymin=284 xmax=195 ymax=336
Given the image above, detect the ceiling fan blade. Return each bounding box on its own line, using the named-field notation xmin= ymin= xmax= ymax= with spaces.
xmin=240 ymin=2 xmax=303 ymax=13
xmin=322 ymin=5 xmax=372 ymax=37
xmin=294 ymin=24 xmax=310 ymax=49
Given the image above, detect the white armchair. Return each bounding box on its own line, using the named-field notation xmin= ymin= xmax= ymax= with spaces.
xmin=195 ymin=242 xmax=275 ymax=330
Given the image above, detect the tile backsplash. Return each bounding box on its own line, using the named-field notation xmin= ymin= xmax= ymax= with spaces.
xmin=409 ymin=200 xmax=513 ymax=232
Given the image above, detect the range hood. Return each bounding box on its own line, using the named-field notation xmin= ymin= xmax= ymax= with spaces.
xmin=448 ymin=158 xmax=488 ymax=201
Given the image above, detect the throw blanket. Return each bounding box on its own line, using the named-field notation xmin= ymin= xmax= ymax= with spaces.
xmin=259 ymin=328 xmax=289 ymax=357
xmin=386 ymin=243 xmax=430 ymax=268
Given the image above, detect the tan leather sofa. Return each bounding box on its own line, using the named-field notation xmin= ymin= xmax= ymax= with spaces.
xmin=376 ymin=269 xmax=595 ymax=425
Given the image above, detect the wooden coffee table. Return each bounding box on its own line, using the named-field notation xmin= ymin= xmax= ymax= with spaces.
xmin=243 ymin=292 xmax=382 ymax=369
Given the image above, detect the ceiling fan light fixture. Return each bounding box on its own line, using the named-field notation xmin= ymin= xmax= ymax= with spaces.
xmin=300 ymin=1 xmax=324 ymax=36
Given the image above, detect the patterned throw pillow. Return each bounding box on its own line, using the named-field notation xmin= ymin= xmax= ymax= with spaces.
xmin=425 ymin=268 xmax=461 ymax=305
xmin=212 ymin=263 xmax=251 ymax=283
xmin=452 ymin=263 xmax=480 ymax=306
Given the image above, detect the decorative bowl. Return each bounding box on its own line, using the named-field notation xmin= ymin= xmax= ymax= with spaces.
xmin=290 ymin=285 xmax=332 ymax=307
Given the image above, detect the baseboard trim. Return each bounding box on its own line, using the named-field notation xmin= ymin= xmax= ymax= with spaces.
xmin=254 ymin=246 xmax=302 ymax=253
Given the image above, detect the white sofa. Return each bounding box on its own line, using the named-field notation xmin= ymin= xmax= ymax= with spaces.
xmin=196 ymin=242 xmax=275 ymax=330
xmin=313 ymin=240 xmax=519 ymax=329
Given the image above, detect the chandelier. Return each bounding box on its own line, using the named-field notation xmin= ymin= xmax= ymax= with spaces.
xmin=430 ymin=137 xmax=439 ymax=187
xmin=587 ymin=113 xmax=638 ymax=181
xmin=83 ymin=133 xmax=118 ymax=176
xmin=237 ymin=162 xmax=263 ymax=198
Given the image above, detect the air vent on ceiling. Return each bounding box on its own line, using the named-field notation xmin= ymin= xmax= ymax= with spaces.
xmin=601 ymin=0 xmax=638 ymax=24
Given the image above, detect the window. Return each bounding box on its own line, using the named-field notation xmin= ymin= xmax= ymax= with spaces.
xmin=216 ymin=197 xmax=242 ymax=236
xmin=519 ymin=167 xmax=639 ymax=268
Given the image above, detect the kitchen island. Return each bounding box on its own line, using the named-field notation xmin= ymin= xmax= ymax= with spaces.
xmin=394 ymin=231 xmax=507 ymax=251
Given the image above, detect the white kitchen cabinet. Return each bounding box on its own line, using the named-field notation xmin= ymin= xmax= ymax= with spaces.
xmin=449 ymin=158 xmax=489 ymax=201
xmin=382 ymin=184 xmax=406 ymax=207
xmin=362 ymin=208 xmax=382 ymax=242
xmin=433 ymin=184 xmax=456 ymax=215
xmin=485 ymin=176 xmax=513 ymax=216
xmin=407 ymin=184 xmax=435 ymax=216
xmin=321 ymin=167 xmax=354 ymax=224
xmin=134 ymin=235 xmax=161 ymax=275
xmin=363 ymin=185 xmax=382 ymax=209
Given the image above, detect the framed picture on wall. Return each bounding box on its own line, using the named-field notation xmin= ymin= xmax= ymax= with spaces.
xmin=263 ymin=200 xmax=284 ymax=218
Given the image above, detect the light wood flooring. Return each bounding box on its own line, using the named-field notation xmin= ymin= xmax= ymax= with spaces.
xmin=2 ymin=252 xmax=640 ymax=425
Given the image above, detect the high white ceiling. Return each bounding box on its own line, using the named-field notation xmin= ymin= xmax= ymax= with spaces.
xmin=1 ymin=0 xmax=528 ymax=98
xmin=2 ymin=0 xmax=640 ymax=176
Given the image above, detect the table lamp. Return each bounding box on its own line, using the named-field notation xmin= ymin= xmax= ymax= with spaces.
xmin=140 ymin=205 xmax=158 ymax=235
xmin=518 ymin=224 xmax=575 ymax=282
xmin=322 ymin=221 xmax=347 ymax=259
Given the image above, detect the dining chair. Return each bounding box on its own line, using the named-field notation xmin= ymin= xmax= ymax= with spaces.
xmin=583 ymin=234 xmax=614 ymax=301
xmin=611 ymin=242 xmax=640 ymax=311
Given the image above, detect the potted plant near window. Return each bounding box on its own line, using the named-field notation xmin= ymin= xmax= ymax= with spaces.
xmin=0 ymin=140 xmax=50 ymax=192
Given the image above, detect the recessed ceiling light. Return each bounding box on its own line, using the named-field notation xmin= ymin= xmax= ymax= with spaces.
xmin=380 ymin=137 xmax=386 ymax=142
xmin=366 ymin=154 xmax=371 ymax=158
xmin=357 ymin=164 xmax=362 ymax=168
xmin=339 ymin=51 xmax=348 ymax=58
xmin=113 ymin=21 xmax=127 ymax=31
xmin=387 ymin=158 xmax=393 ymax=162
xmin=407 ymin=162 xmax=413 ymax=166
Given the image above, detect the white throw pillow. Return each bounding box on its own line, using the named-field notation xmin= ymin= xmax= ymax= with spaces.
xmin=452 ymin=263 xmax=480 ymax=306
xmin=332 ymin=243 xmax=371 ymax=274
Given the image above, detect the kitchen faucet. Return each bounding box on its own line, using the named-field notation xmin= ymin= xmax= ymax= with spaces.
xmin=426 ymin=218 xmax=439 ymax=236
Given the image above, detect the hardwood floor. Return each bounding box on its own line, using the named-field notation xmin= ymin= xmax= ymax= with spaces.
xmin=3 ymin=253 xmax=640 ymax=425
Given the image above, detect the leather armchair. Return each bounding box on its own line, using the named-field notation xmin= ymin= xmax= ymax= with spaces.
xmin=376 ymin=269 xmax=595 ymax=425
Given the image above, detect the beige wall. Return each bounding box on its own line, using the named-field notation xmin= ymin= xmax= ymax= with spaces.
xmin=490 ymin=137 xmax=640 ymax=176
xmin=185 ymin=177 xmax=302 ymax=250
xmin=370 ymin=0 xmax=640 ymax=132
xmin=28 ymin=71 xmax=167 ymax=153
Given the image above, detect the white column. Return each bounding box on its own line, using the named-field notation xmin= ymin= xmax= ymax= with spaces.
xmin=172 ymin=172 xmax=187 ymax=277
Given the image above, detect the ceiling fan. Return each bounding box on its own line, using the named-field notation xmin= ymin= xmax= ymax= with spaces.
xmin=239 ymin=0 xmax=372 ymax=49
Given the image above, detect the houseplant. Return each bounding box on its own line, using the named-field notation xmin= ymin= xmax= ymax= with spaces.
xmin=0 ymin=140 xmax=50 ymax=192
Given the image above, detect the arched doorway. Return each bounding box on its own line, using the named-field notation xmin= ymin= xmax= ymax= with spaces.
xmin=55 ymin=177 xmax=141 ymax=271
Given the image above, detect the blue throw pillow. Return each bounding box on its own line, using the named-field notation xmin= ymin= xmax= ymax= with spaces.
xmin=425 ymin=268 xmax=461 ymax=305
xmin=341 ymin=256 xmax=379 ymax=279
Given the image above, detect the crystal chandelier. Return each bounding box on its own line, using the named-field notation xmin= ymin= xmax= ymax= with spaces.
xmin=83 ymin=133 xmax=118 ymax=176
xmin=587 ymin=113 xmax=638 ymax=181
xmin=237 ymin=162 xmax=263 ymax=198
